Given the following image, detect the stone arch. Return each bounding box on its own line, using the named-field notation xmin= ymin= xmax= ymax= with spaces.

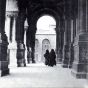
xmin=36 ymin=14 xmax=56 ymax=30
xmin=26 ymin=7 xmax=60 ymax=47
xmin=26 ymin=7 xmax=60 ymax=63
xmin=27 ymin=7 xmax=60 ymax=31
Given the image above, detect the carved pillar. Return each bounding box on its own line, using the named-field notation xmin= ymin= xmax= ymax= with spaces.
xmin=56 ymin=18 xmax=65 ymax=64
xmin=0 ymin=0 xmax=9 ymax=76
xmin=5 ymin=15 xmax=10 ymax=42
xmin=63 ymin=19 xmax=71 ymax=68
xmin=59 ymin=18 xmax=65 ymax=62
xmin=56 ymin=27 xmax=61 ymax=63
xmin=69 ymin=20 xmax=74 ymax=68
xmin=62 ymin=0 xmax=72 ymax=68
xmin=72 ymin=0 xmax=88 ymax=78
xmin=26 ymin=24 xmax=36 ymax=63
xmin=26 ymin=27 xmax=31 ymax=63
xmin=9 ymin=14 xmax=18 ymax=67
xmin=29 ymin=33 xmax=35 ymax=63
xmin=12 ymin=17 xmax=16 ymax=42
xmin=69 ymin=18 xmax=77 ymax=68
xmin=16 ymin=42 xmax=26 ymax=67
xmin=16 ymin=10 xmax=26 ymax=67
xmin=31 ymin=44 xmax=35 ymax=63
xmin=68 ymin=0 xmax=78 ymax=68
xmin=27 ymin=47 xmax=32 ymax=63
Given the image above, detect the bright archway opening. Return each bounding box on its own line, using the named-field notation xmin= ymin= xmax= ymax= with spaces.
xmin=35 ymin=15 xmax=56 ymax=63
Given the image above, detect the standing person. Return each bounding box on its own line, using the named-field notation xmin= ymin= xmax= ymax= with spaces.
xmin=49 ymin=49 xmax=56 ymax=67
xmin=44 ymin=49 xmax=50 ymax=65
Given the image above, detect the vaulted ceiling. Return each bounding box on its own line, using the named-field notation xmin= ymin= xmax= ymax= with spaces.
xmin=16 ymin=0 xmax=64 ymax=11
xmin=15 ymin=0 xmax=77 ymax=26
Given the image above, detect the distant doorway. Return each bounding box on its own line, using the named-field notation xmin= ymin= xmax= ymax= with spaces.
xmin=42 ymin=39 xmax=51 ymax=62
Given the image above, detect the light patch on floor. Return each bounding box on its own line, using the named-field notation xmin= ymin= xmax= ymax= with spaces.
xmin=0 ymin=63 xmax=87 ymax=88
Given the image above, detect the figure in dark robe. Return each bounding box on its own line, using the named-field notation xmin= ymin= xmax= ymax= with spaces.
xmin=49 ymin=49 xmax=56 ymax=67
xmin=44 ymin=49 xmax=50 ymax=65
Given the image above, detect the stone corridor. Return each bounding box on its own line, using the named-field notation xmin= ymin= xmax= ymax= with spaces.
xmin=0 ymin=63 xmax=87 ymax=88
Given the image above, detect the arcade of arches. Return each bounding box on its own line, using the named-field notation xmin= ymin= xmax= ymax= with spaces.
xmin=0 ymin=0 xmax=88 ymax=80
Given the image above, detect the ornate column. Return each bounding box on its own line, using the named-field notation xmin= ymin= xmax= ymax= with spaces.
xmin=56 ymin=25 xmax=61 ymax=63
xmin=8 ymin=12 xmax=18 ymax=67
xmin=26 ymin=26 xmax=36 ymax=63
xmin=6 ymin=11 xmax=18 ymax=44
xmin=5 ymin=15 xmax=11 ymax=42
xmin=16 ymin=42 xmax=26 ymax=67
xmin=69 ymin=19 xmax=74 ymax=68
xmin=59 ymin=18 xmax=65 ymax=63
xmin=11 ymin=14 xmax=17 ymax=48
xmin=72 ymin=0 xmax=88 ymax=78
xmin=27 ymin=47 xmax=32 ymax=63
xmin=31 ymin=43 xmax=35 ymax=63
xmin=0 ymin=0 xmax=9 ymax=76
xmin=56 ymin=18 xmax=64 ymax=63
xmin=26 ymin=27 xmax=31 ymax=63
xmin=12 ymin=16 xmax=16 ymax=42
xmin=63 ymin=20 xmax=71 ymax=68
xmin=68 ymin=0 xmax=78 ymax=68
xmin=16 ymin=10 xmax=26 ymax=67
xmin=62 ymin=0 xmax=71 ymax=68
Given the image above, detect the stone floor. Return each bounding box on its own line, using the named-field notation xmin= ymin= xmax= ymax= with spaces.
xmin=0 ymin=63 xmax=87 ymax=88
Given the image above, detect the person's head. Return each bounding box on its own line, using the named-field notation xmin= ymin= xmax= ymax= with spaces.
xmin=51 ymin=49 xmax=54 ymax=52
xmin=46 ymin=49 xmax=49 ymax=53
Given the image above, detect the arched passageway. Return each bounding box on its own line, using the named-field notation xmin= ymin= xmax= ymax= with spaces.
xmin=35 ymin=15 xmax=56 ymax=63
xmin=0 ymin=0 xmax=88 ymax=81
xmin=26 ymin=8 xmax=60 ymax=65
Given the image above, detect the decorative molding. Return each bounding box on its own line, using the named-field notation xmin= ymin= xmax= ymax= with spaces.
xmin=6 ymin=11 xmax=18 ymax=17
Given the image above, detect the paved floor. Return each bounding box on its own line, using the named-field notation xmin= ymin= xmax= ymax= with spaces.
xmin=0 ymin=63 xmax=87 ymax=88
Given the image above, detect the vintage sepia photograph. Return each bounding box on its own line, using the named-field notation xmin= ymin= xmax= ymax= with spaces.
xmin=0 ymin=0 xmax=88 ymax=88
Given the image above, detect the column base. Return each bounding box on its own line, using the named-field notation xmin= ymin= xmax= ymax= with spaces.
xmin=0 ymin=69 xmax=9 ymax=77
xmin=27 ymin=59 xmax=32 ymax=64
xmin=69 ymin=65 xmax=72 ymax=68
xmin=69 ymin=43 xmax=74 ymax=69
xmin=62 ymin=64 xmax=69 ymax=68
xmin=27 ymin=48 xmax=32 ymax=64
xmin=16 ymin=43 xmax=26 ymax=67
xmin=62 ymin=58 xmax=69 ymax=68
xmin=71 ymin=70 xmax=86 ymax=79
xmin=72 ymin=34 xmax=88 ymax=79
xmin=0 ymin=33 xmax=9 ymax=77
xmin=0 ymin=61 xmax=9 ymax=77
xmin=71 ymin=62 xmax=87 ymax=79
xmin=27 ymin=61 xmax=30 ymax=64
xmin=62 ymin=45 xmax=70 ymax=68
xmin=17 ymin=59 xmax=26 ymax=67
xmin=56 ymin=50 xmax=63 ymax=63
xmin=57 ymin=58 xmax=62 ymax=63
xmin=32 ymin=60 xmax=35 ymax=63
xmin=56 ymin=58 xmax=62 ymax=64
xmin=87 ymin=74 xmax=88 ymax=79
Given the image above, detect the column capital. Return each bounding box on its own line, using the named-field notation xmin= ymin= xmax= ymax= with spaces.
xmin=6 ymin=11 xmax=18 ymax=18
